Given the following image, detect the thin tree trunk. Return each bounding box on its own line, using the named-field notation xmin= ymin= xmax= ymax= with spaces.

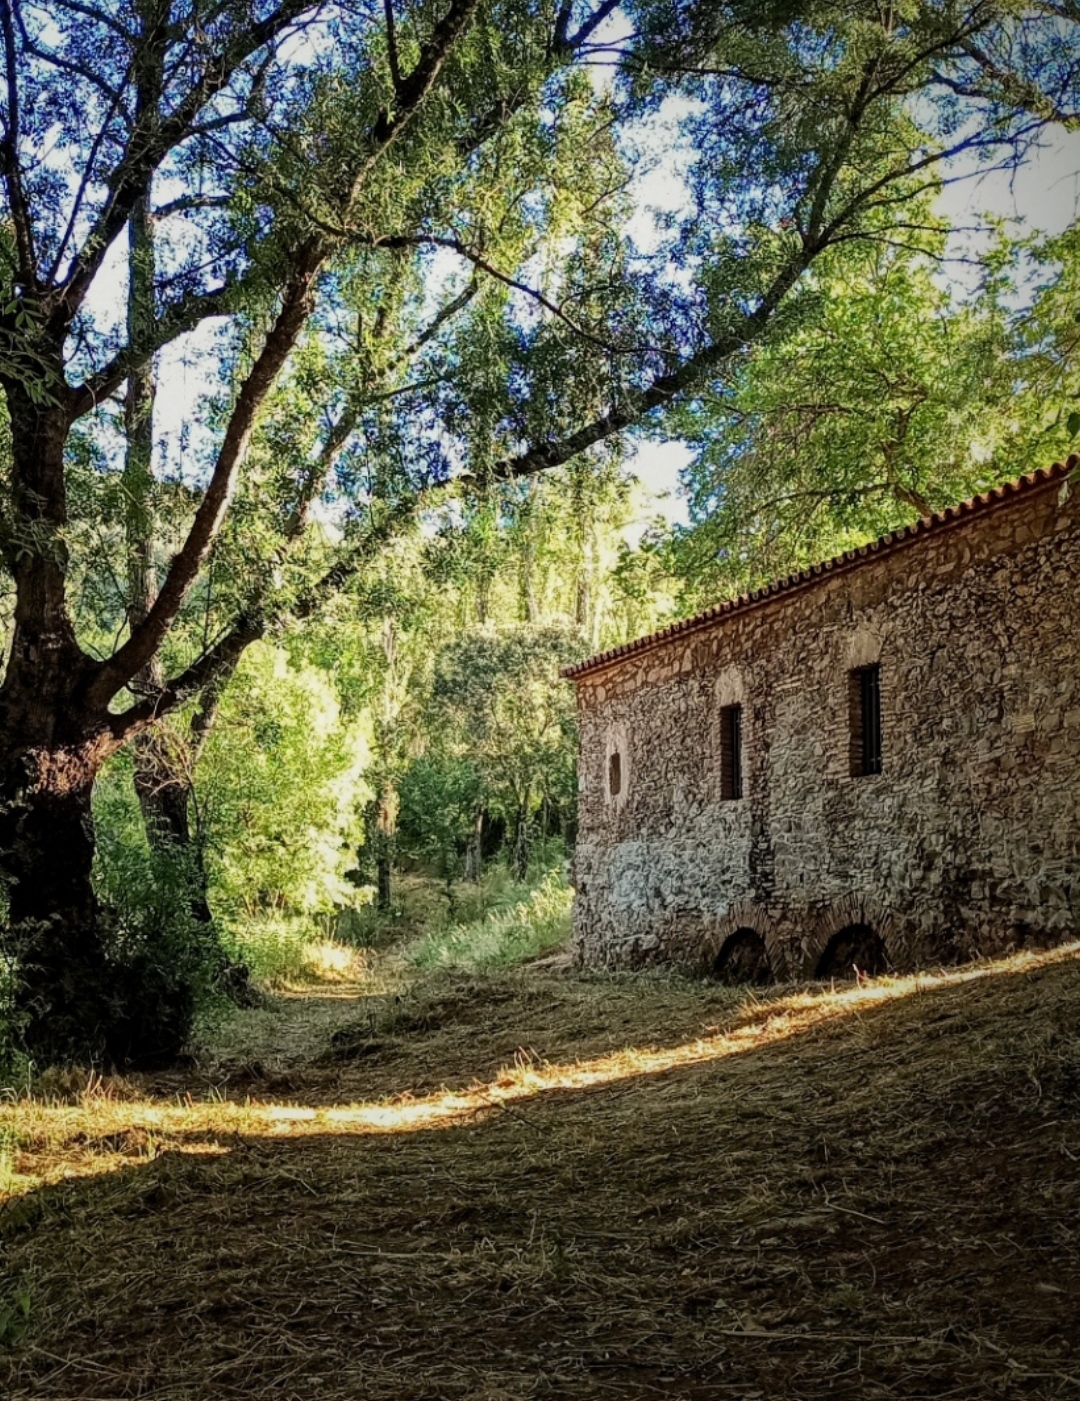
xmin=465 ymin=806 xmax=484 ymax=882
xmin=134 ymin=752 xmax=192 ymax=843
xmin=374 ymin=776 xmax=397 ymax=911
xmin=520 ymin=544 xmax=538 ymax=622
xmin=120 ymin=195 xmax=235 ymax=962
xmin=130 ymin=668 xmax=264 ymax=1003
xmin=518 ymin=484 xmax=539 ymax=623
xmin=575 ymin=575 xmax=589 ymax=628
xmin=511 ymin=802 xmax=529 ymax=881
xmin=476 ymin=573 xmax=491 ymax=624
xmin=130 ymin=658 xmax=230 ymax=933
xmin=376 ymin=849 xmax=393 ymax=912
xmin=131 ymin=733 xmax=214 ymax=927
xmin=123 ymin=188 xmax=178 ymax=863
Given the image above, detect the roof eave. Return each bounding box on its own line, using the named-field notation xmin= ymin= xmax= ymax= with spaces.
xmin=562 ymin=456 xmax=1079 ymax=683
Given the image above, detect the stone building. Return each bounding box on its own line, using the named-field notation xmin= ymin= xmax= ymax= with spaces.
xmin=564 ymin=458 xmax=1080 ymax=981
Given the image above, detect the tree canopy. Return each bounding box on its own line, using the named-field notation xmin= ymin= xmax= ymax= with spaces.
xmin=668 ymin=227 xmax=1080 ymax=600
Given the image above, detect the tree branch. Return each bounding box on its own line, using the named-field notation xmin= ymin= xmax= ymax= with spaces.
xmin=958 ymin=34 xmax=1080 ymax=127
xmin=55 ymin=0 xmax=318 ymax=319
xmin=405 ymin=234 xmax=640 ymax=351
xmin=83 ymin=1 xmax=486 ymax=706
xmin=68 ymin=271 xmax=257 ymax=418
xmin=553 ymin=0 xmax=575 ymax=51
xmin=110 ymin=613 xmax=261 ymax=739
xmin=384 ymin=0 xmax=404 ymax=95
xmin=347 ymin=0 xmax=481 ymax=209
xmin=91 ymin=242 xmax=325 ymax=703
xmin=283 ymin=275 xmax=478 ymax=537
xmin=389 ymin=272 xmax=478 ymax=374
xmin=565 ymin=0 xmax=621 ymax=51
xmin=22 ymin=33 xmax=125 ymax=104
xmin=152 ymin=192 xmax=233 ymax=220
xmin=110 ymin=496 xmax=419 ymax=738
xmin=45 ymin=0 xmax=131 ymax=40
xmin=48 ymin=61 xmax=135 ymax=287
xmin=489 ymin=250 xmax=811 ymax=483
xmin=0 ymin=0 xmax=36 ymax=285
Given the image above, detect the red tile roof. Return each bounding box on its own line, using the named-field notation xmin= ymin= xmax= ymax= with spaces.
xmin=563 ymin=455 xmax=1079 ymax=682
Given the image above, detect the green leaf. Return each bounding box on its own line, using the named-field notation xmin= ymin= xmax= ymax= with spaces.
xmin=1067 ymin=411 xmax=1080 ymax=439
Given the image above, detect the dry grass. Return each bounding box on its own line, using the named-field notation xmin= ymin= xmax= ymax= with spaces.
xmin=2 ymin=944 xmax=1080 ymax=1397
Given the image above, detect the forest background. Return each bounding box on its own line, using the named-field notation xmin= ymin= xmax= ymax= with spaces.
xmin=0 ymin=0 xmax=1078 ymax=1068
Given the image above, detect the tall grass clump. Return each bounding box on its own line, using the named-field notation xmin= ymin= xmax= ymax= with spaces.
xmin=405 ymin=869 xmax=571 ymax=972
xmin=0 ymin=961 xmax=26 ymax=1090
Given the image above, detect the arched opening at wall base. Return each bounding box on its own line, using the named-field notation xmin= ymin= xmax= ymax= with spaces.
xmin=815 ymin=923 xmax=888 ymax=980
xmin=712 ymin=928 xmax=774 ymax=986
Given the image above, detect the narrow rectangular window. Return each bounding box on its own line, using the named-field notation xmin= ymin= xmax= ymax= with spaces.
xmin=608 ymin=751 xmax=622 ymax=799
xmin=720 ymin=704 xmax=743 ymax=800
xmin=849 ymin=664 xmax=882 ymax=777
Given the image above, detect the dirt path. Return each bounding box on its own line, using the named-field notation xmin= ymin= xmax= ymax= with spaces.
xmin=2 ymin=947 xmax=1080 ymax=1399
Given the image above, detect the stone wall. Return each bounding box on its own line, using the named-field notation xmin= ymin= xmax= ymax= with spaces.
xmin=570 ymin=468 xmax=1080 ymax=977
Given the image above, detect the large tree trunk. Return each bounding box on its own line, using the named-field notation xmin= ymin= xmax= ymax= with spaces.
xmin=0 ymin=662 xmax=121 ymax=1063
xmin=0 ymin=386 xmax=200 ymax=1064
xmin=0 ymin=386 xmax=102 ymax=905
xmin=0 ymin=362 xmax=123 ymax=1059
xmin=0 ymin=717 xmax=205 ymax=1064
xmin=0 ymin=745 xmax=110 ymax=1060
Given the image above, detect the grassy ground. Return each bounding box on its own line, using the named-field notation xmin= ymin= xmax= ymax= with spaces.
xmin=2 ymin=942 xmax=1080 ymax=1398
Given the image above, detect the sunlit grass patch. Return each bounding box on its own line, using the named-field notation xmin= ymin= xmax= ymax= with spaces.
xmin=0 ymin=1127 xmax=26 ymax=1196
xmin=405 ymin=869 xmax=571 ymax=972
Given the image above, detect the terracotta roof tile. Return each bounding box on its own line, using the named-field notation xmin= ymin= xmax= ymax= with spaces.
xmin=562 ymin=456 xmax=1079 ymax=682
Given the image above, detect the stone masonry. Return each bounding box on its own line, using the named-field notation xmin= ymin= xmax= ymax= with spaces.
xmin=564 ymin=459 xmax=1080 ymax=980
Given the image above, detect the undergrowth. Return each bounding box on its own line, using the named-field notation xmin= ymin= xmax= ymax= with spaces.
xmin=223 ymin=915 xmax=368 ymax=990
xmin=403 ymin=868 xmax=571 ymax=972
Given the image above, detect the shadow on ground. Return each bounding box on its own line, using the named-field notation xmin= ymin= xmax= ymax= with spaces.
xmin=150 ymin=969 xmax=842 ymax=1105
xmin=2 ymin=950 xmax=1080 ymax=1399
